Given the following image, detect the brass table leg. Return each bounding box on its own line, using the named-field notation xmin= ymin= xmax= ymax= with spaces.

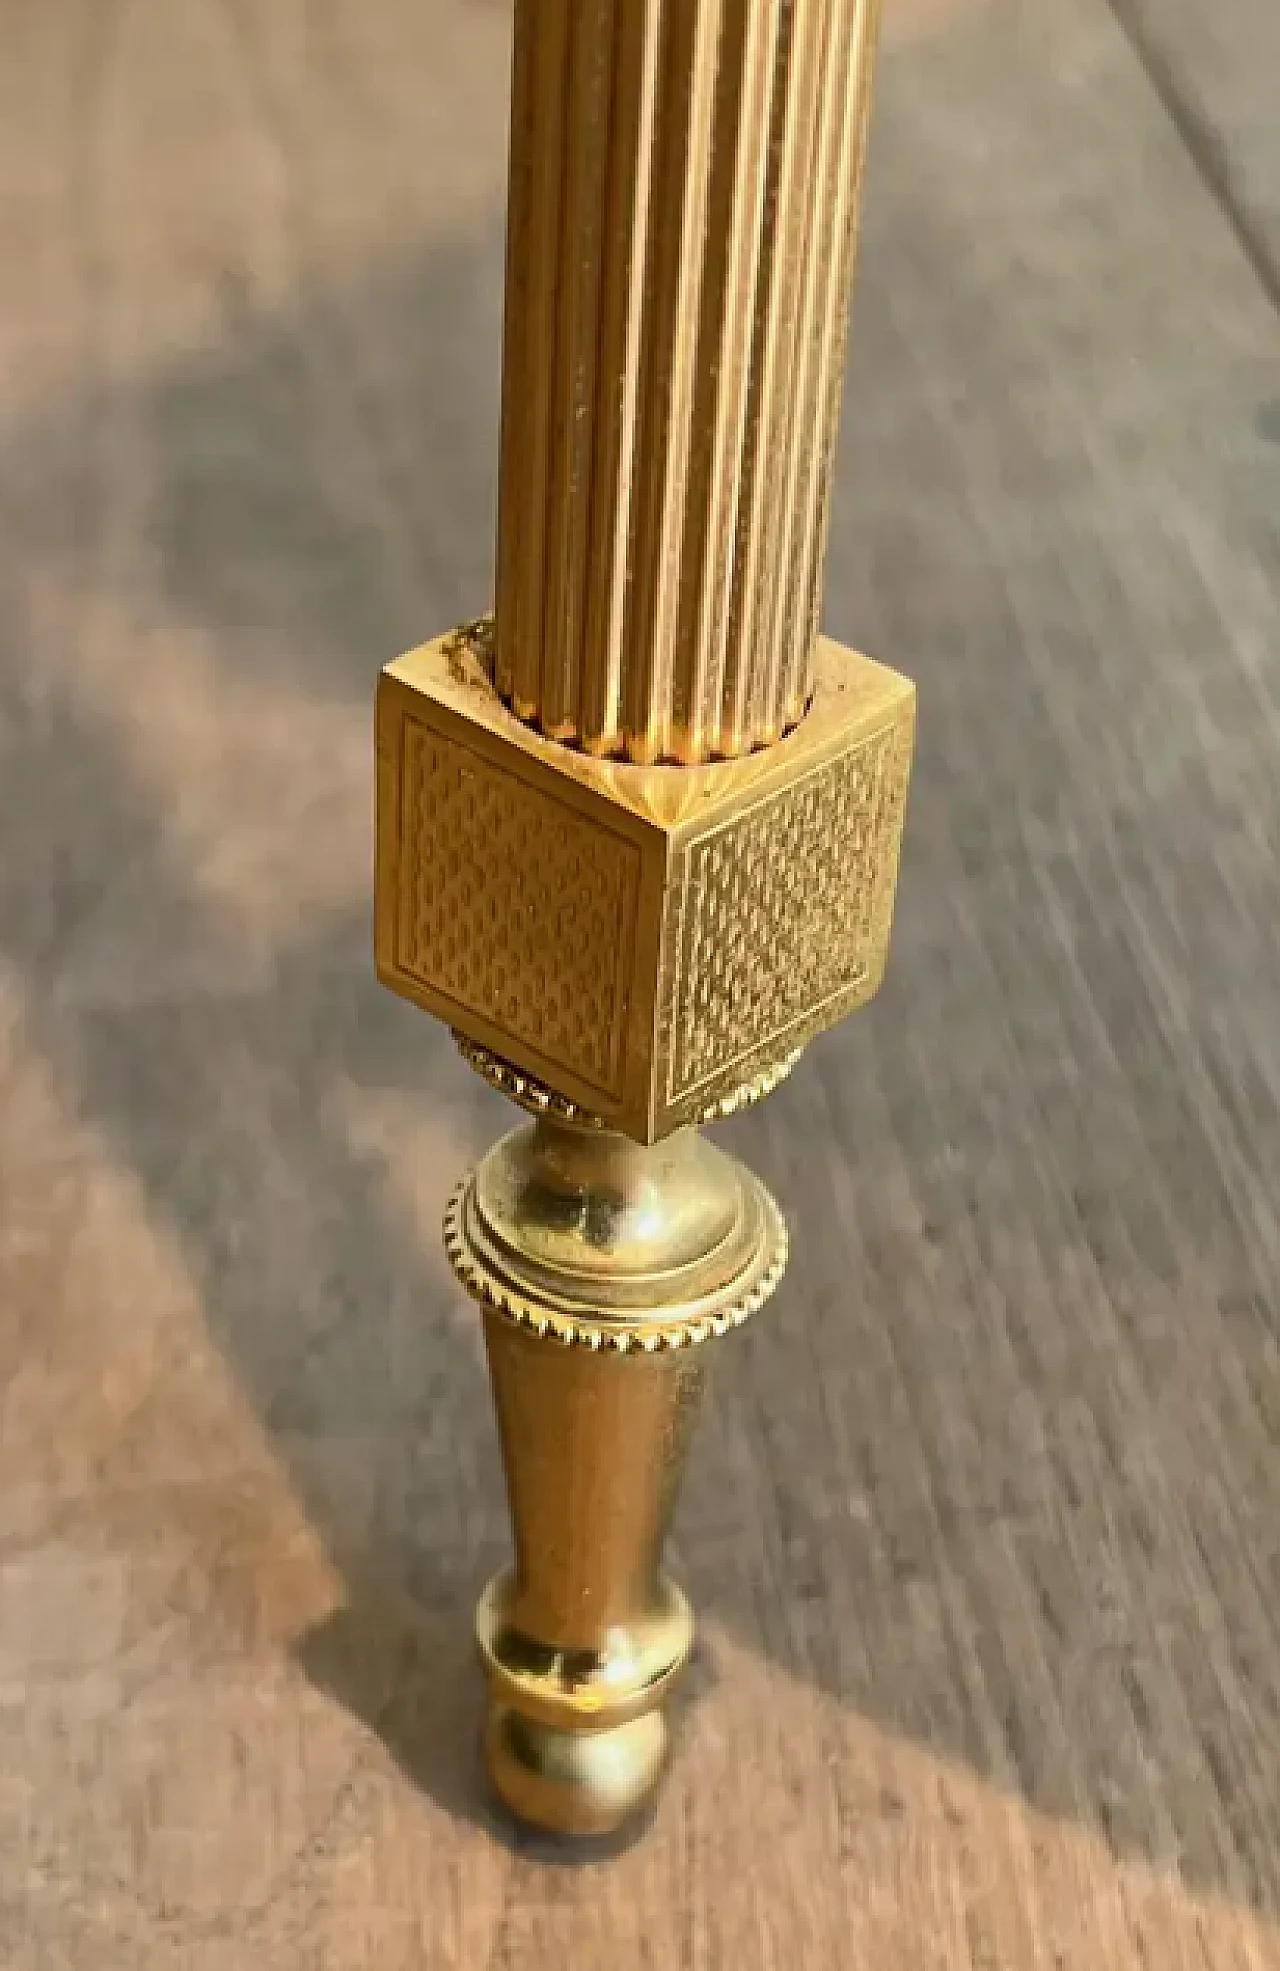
xmin=444 ymin=1094 xmax=786 ymax=1833
xmin=373 ymin=0 xmax=914 ymax=1841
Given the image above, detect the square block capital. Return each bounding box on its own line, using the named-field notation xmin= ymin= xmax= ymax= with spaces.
xmin=376 ymin=629 xmax=914 ymax=1141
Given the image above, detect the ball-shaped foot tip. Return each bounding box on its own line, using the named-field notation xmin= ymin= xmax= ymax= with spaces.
xmin=485 ymin=1703 xmax=667 ymax=1837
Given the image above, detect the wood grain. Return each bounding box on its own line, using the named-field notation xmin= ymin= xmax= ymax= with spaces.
xmin=1103 ymin=0 xmax=1280 ymax=297
xmin=0 ymin=0 xmax=1277 ymax=1964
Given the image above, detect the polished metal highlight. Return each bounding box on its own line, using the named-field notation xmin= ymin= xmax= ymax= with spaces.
xmin=445 ymin=1111 xmax=786 ymax=1834
xmin=374 ymin=0 xmax=911 ymax=1835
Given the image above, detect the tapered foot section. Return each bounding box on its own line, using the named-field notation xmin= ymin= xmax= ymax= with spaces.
xmin=485 ymin=1706 xmax=668 ymax=1838
xmin=446 ymin=1111 xmax=787 ymax=1834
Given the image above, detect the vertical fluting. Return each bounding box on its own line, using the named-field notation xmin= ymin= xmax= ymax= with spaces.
xmin=494 ymin=0 xmax=882 ymax=765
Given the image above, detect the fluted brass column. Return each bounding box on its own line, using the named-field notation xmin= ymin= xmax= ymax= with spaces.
xmin=496 ymin=0 xmax=881 ymax=763
xmin=375 ymin=0 xmax=914 ymax=1835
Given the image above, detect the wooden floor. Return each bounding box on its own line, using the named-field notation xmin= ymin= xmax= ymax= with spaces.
xmin=1 ymin=1 xmax=1278 ymax=1964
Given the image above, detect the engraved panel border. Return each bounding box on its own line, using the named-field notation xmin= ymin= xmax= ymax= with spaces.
xmin=394 ymin=715 xmax=641 ymax=1100
xmin=666 ymin=720 xmax=908 ymax=1101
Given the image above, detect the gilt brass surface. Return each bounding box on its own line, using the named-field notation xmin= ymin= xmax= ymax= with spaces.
xmin=495 ymin=0 xmax=884 ymax=763
xmin=443 ymin=1113 xmax=786 ymax=1832
xmin=372 ymin=0 xmax=906 ymax=1836
xmin=376 ymin=628 xmax=914 ymax=1143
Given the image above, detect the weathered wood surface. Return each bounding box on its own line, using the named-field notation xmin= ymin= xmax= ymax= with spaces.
xmin=1107 ymin=0 xmax=1280 ymax=292
xmin=1 ymin=1 xmax=1278 ymax=1965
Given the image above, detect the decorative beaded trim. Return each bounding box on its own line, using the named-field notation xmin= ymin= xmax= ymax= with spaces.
xmin=453 ymin=1034 xmax=803 ymax=1130
xmin=442 ymin=1180 xmax=788 ymax=1354
xmin=453 ymin=1034 xmax=606 ymax=1127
